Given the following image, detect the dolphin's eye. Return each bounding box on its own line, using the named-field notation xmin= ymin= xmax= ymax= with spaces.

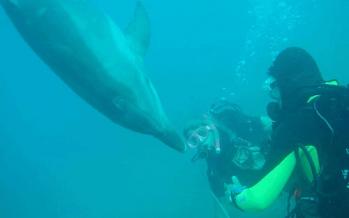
xmin=112 ymin=96 xmax=126 ymax=110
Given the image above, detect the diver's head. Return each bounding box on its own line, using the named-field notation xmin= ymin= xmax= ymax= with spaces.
xmin=267 ymin=47 xmax=323 ymax=110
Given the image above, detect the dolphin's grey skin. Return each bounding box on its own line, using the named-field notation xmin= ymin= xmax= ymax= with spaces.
xmin=1 ymin=0 xmax=186 ymax=152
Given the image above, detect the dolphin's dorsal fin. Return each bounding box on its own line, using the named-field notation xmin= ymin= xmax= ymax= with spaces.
xmin=125 ymin=1 xmax=150 ymax=57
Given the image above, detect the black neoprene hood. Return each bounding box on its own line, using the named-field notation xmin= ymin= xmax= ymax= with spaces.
xmin=268 ymin=47 xmax=324 ymax=109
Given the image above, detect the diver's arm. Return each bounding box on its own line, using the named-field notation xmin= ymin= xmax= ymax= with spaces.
xmin=232 ymin=145 xmax=319 ymax=212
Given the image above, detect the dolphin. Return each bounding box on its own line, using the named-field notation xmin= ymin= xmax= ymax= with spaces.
xmin=0 ymin=0 xmax=186 ymax=152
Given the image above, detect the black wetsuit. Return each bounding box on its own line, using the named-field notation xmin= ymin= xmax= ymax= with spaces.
xmin=206 ymin=116 xmax=268 ymax=198
xmin=266 ymin=87 xmax=349 ymax=218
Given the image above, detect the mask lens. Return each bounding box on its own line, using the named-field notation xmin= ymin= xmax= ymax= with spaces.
xmin=270 ymin=80 xmax=278 ymax=90
xmin=186 ymin=126 xmax=209 ymax=148
xmin=187 ymin=134 xmax=200 ymax=148
xmin=264 ymin=77 xmax=281 ymax=101
xmin=263 ymin=77 xmax=275 ymax=92
xmin=270 ymin=86 xmax=281 ymax=100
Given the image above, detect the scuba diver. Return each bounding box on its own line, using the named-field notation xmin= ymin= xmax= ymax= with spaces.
xmin=225 ymin=47 xmax=349 ymax=218
xmin=183 ymin=100 xmax=271 ymax=217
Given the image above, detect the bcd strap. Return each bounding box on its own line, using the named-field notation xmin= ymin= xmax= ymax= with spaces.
xmin=294 ymin=144 xmax=319 ymax=189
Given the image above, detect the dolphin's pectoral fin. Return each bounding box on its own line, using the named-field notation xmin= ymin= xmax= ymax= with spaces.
xmin=125 ymin=1 xmax=150 ymax=57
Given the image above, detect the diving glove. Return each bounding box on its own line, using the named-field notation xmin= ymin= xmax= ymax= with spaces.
xmin=224 ymin=176 xmax=246 ymax=202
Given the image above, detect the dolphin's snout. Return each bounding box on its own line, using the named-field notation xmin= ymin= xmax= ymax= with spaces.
xmin=156 ymin=129 xmax=187 ymax=153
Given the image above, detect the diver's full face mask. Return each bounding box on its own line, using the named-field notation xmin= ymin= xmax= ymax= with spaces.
xmin=264 ymin=76 xmax=281 ymax=102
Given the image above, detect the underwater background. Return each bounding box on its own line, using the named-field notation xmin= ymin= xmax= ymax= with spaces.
xmin=0 ymin=0 xmax=349 ymax=217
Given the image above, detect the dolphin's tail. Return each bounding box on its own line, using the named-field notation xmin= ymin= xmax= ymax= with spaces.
xmin=157 ymin=129 xmax=187 ymax=153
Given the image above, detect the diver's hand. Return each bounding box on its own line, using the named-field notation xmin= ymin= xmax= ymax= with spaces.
xmin=224 ymin=176 xmax=246 ymax=203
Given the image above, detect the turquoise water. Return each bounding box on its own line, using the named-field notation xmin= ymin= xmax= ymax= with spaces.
xmin=0 ymin=0 xmax=348 ymax=217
